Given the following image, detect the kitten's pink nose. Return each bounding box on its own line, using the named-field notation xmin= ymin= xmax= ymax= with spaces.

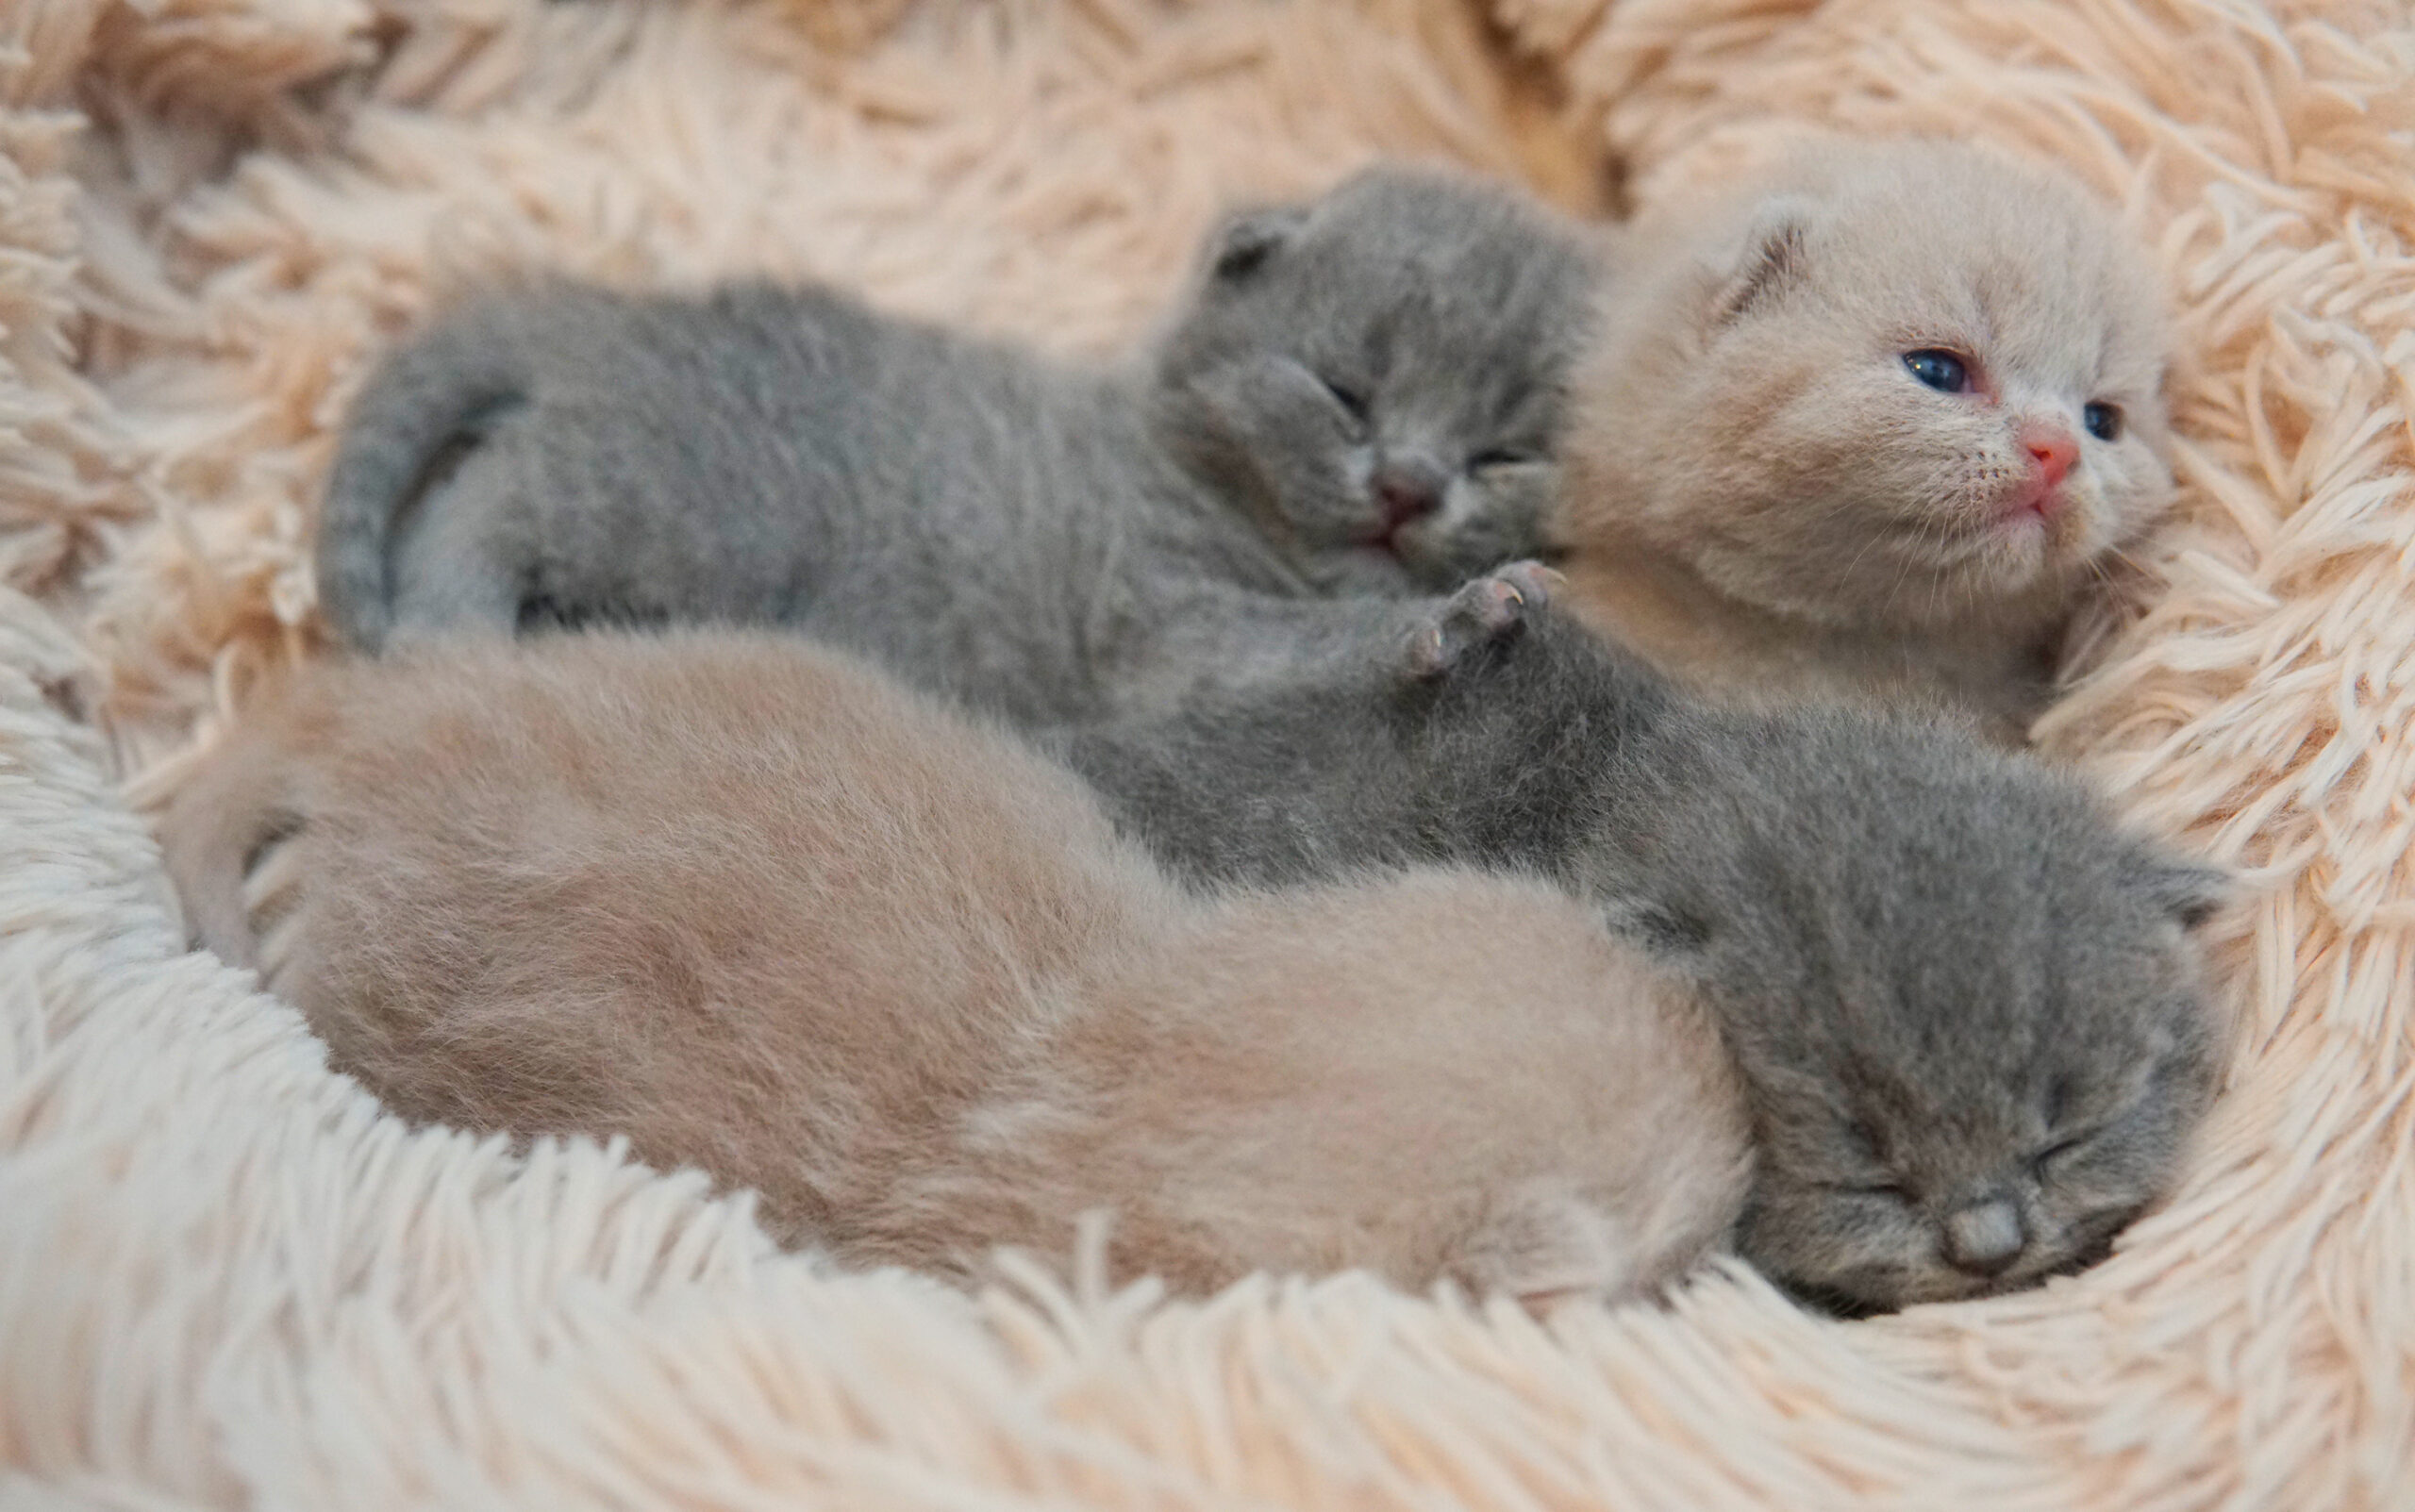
xmin=2021 ymin=423 xmax=2077 ymax=491
xmin=1374 ymin=462 xmax=1445 ymax=530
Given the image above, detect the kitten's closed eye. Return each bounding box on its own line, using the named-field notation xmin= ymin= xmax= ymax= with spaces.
xmin=1837 ymin=1179 xmax=1916 ymax=1204
xmin=1469 ymin=447 xmax=1541 ymax=471
xmin=1318 ymin=374 xmax=1371 ymax=425
xmin=2028 ymin=1133 xmax=2091 ymax=1175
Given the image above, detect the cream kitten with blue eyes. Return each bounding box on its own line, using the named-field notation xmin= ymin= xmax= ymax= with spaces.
xmin=1555 ymin=138 xmax=2175 ymax=741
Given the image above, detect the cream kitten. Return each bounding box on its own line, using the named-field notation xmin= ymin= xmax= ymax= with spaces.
xmin=1556 ymin=139 xmax=2174 ymax=740
xmin=158 ymin=631 xmax=1748 ymax=1305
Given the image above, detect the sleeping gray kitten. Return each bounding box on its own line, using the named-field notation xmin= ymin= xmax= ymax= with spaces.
xmin=1065 ymin=565 xmax=2228 ymax=1312
xmin=316 ymin=165 xmax=1596 ymax=724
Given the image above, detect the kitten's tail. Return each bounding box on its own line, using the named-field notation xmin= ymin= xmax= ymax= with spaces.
xmin=156 ymin=709 xmax=310 ymax=972
xmin=317 ymin=307 xmax=535 ymax=651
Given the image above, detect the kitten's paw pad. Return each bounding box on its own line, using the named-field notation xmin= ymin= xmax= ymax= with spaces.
xmin=1406 ymin=561 xmax=1563 ymax=678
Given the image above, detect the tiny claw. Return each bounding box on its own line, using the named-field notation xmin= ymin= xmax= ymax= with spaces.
xmin=1403 ymin=561 xmax=1557 ymax=682
xmin=1500 ymin=561 xmax=1562 ymax=606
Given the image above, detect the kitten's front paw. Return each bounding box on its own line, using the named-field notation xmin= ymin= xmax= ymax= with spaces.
xmin=1405 ymin=561 xmax=1563 ymax=679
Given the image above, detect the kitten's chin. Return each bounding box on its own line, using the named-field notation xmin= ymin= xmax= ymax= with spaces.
xmin=1838 ymin=522 xmax=2092 ymax=636
xmin=1310 ymin=522 xmax=1493 ymax=594
xmin=1963 ymin=482 xmax=2115 ymax=590
xmin=1687 ymin=547 xmax=2064 ymax=639
xmin=1778 ymin=1257 xmax=2048 ymax=1316
xmin=1774 ymin=1278 xmax=1896 ymax=1320
xmin=1805 ymin=1251 xmax=2117 ymax=1314
xmin=1946 ymin=527 xmax=2102 ymax=627
xmin=1308 ymin=545 xmax=1425 ymax=596
xmin=1946 ymin=532 xmax=2061 ymax=614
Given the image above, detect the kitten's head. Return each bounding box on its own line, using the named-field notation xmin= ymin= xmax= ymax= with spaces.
xmin=1585 ymin=711 xmax=2225 ymax=1313
xmin=1563 ymin=138 xmax=2174 ymax=633
xmin=1153 ymin=164 xmax=1601 ymax=591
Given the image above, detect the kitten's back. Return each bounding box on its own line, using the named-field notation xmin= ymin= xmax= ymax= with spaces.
xmin=160 ymin=631 xmax=1749 ymax=1301
xmin=161 ymin=631 xmax=1174 ymax=1238
xmin=1006 ymin=873 xmax=1748 ymax=1299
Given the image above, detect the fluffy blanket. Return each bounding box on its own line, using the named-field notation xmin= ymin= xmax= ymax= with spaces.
xmin=3 ymin=1 xmax=2410 ymax=1505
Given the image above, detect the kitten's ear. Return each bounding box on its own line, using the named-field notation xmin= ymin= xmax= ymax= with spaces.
xmin=1708 ymin=194 xmax=1819 ymax=326
xmin=1209 ymin=206 xmax=1308 ymax=280
xmin=2132 ymin=861 xmax=2229 ymax=932
xmin=1597 ymin=894 xmax=1713 ymax=960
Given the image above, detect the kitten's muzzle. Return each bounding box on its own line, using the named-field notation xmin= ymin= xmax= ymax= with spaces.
xmin=1370 ymin=457 xmax=1447 ymax=539
xmin=1940 ymin=1195 xmax=2026 ymax=1276
xmin=2001 ymin=419 xmax=2078 ymax=523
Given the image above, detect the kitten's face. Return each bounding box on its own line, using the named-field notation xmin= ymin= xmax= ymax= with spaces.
xmin=1574 ymin=141 xmax=2174 ymax=632
xmin=1726 ymin=919 xmax=2217 ymax=1314
xmin=1593 ymin=722 xmax=2225 ymax=1313
xmin=1155 ymin=167 xmax=1598 ymax=591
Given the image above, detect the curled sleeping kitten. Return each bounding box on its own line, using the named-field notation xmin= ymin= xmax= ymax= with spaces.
xmin=1553 ymin=139 xmax=2175 ymax=741
xmin=316 ymin=165 xmax=1597 ymax=725
xmin=1065 ymin=564 xmax=2228 ymax=1312
xmin=156 ymin=632 xmax=1748 ymax=1306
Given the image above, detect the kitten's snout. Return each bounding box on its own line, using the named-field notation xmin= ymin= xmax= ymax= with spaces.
xmin=1372 ymin=457 xmax=1447 ymax=531
xmin=2019 ymin=422 xmax=2076 ymax=492
xmin=1995 ymin=420 xmax=2079 ymax=526
xmin=1940 ymin=1195 xmax=2026 ymax=1276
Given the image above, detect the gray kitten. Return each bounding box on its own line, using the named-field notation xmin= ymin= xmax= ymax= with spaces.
xmin=1064 ymin=566 xmax=2227 ymax=1312
xmin=316 ymin=166 xmax=1596 ymax=724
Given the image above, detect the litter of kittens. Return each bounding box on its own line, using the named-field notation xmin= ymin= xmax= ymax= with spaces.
xmin=3 ymin=1 xmax=2410 ymax=1508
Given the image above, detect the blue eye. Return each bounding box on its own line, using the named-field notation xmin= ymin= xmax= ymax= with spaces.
xmin=2083 ymin=402 xmax=2123 ymax=441
xmin=1902 ymin=349 xmax=1969 ymax=393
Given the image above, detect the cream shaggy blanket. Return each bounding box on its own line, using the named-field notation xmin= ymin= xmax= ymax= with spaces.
xmin=3 ymin=1 xmax=2412 ymax=1506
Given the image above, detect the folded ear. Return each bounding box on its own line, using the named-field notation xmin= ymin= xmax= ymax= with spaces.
xmin=1460 ymin=1184 xmax=1636 ymax=1311
xmin=1208 ymin=204 xmax=1309 ymax=280
xmin=1707 ymin=194 xmax=1819 ymax=326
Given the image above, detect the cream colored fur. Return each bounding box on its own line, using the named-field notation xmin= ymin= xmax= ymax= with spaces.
xmin=1557 ymin=138 xmax=2174 ymax=740
xmin=5 ymin=0 xmax=2411 ymax=1505
xmin=158 ymin=630 xmax=1749 ymax=1304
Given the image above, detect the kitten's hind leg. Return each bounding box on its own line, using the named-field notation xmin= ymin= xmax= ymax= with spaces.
xmin=382 ymin=440 xmax=535 ymax=643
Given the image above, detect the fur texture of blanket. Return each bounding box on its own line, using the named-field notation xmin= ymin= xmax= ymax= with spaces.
xmin=2 ymin=1 xmax=2410 ymax=1506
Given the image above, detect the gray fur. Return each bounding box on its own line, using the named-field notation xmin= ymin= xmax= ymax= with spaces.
xmin=1061 ymin=570 xmax=2227 ymax=1313
xmin=317 ymin=165 xmax=1597 ymax=725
